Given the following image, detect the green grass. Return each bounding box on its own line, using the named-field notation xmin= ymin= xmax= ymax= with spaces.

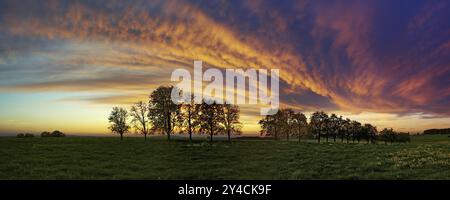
xmin=0 ymin=135 xmax=449 ymax=180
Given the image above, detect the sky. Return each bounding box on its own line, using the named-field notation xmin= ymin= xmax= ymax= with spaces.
xmin=0 ymin=0 xmax=450 ymax=135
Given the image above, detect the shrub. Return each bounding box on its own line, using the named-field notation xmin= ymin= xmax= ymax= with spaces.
xmin=396 ymin=132 xmax=411 ymax=143
xmin=423 ymin=128 xmax=450 ymax=135
xmin=17 ymin=133 xmax=34 ymax=138
xmin=25 ymin=133 xmax=34 ymax=138
xmin=41 ymin=130 xmax=65 ymax=137
xmin=41 ymin=131 xmax=51 ymax=137
xmin=50 ymin=130 xmax=66 ymax=137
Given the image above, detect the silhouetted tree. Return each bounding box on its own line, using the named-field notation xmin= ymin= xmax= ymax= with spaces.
xmin=50 ymin=130 xmax=65 ymax=137
xmin=199 ymin=100 xmax=224 ymax=142
xmin=17 ymin=133 xmax=34 ymax=138
xmin=108 ymin=107 xmax=130 ymax=140
xmin=148 ymin=86 xmax=181 ymax=141
xmin=291 ymin=112 xmax=308 ymax=142
xmin=259 ymin=109 xmax=282 ymax=140
xmin=362 ymin=123 xmax=377 ymax=143
xmin=130 ymin=101 xmax=151 ymax=140
xmin=350 ymin=120 xmax=362 ymax=143
xmin=180 ymin=94 xmax=199 ymax=142
xmin=310 ymin=111 xmax=328 ymax=143
xmin=282 ymin=109 xmax=295 ymax=141
xmin=41 ymin=131 xmax=51 ymax=137
xmin=337 ymin=116 xmax=347 ymax=142
xmin=379 ymin=128 xmax=395 ymax=144
xmin=222 ymin=102 xmax=242 ymax=142
xmin=329 ymin=114 xmax=340 ymax=142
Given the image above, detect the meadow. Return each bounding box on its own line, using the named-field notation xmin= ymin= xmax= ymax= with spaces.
xmin=0 ymin=134 xmax=449 ymax=180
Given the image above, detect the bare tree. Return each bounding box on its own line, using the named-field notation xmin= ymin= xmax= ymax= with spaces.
xmin=180 ymin=94 xmax=199 ymax=142
xmin=199 ymin=100 xmax=224 ymax=142
xmin=108 ymin=107 xmax=130 ymax=140
xmin=222 ymin=102 xmax=242 ymax=142
xmin=130 ymin=101 xmax=151 ymax=140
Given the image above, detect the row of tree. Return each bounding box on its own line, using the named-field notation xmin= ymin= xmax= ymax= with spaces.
xmin=109 ymin=85 xmax=409 ymax=143
xmin=259 ymin=110 xmax=409 ymax=143
xmin=108 ymin=86 xmax=242 ymax=141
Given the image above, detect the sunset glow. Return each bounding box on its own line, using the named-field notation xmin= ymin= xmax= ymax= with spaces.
xmin=1 ymin=0 xmax=450 ymax=135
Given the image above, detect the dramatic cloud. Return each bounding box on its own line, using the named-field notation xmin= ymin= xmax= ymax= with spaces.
xmin=1 ymin=0 xmax=449 ymax=133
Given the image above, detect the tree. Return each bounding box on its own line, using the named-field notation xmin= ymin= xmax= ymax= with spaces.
xmin=350 ymin=120 xmax=362 ymax=143
xmin=41 ymin=131 xmax=51 ymax=137
xmin=344 ymin=118 xmax=352 ymax=143
xmin=180 ymin=94 xmax=199 ymax=142
xmin=310 ymin=111 xmax=328 ymax=143
xmin=362 ymin=124 xmax=377 ymax=144
xmin=148 ymin=86 xmax=181 ymax=141
xmin=259 ymin=114 xmax=275 ymax=137
xmin=222 ymin=102 xmax=242 ymax=142
xmin=108 ymin=107 xmax=130 ymax=140
xmin=17 ymin=133 xmax=34 ymax=138
xmin=199 ymin=100 xmax=224 ymax=142
xmin=259 ymin=109 xmax=282 ymax=140
xmin=50 ymin=130 xmax=65 ymax=137
xmin=41 ymin=130 xmax=65 ymax=137
xmin=337 ymin=116 xmax=348 ymax=142
xmin=282 ymin=109 xmax=295 ymax=141
xmin=291 ymin=112 xmax=307 ymax=142
xmin=328 ymin=114 xmax=340 ymax=142
xmin=379 ymin=128 xmax=395 ymax=144
xmin=130 ymin=101 xmax=151 ymax=140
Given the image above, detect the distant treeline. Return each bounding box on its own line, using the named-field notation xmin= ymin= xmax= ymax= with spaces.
xmin=17 ymin=130 xmax=66 ymax=138
xmin=423 ymin=128 xmax=450 ymax=135
xmin=260 ymin=110 xmax=410 ymax=144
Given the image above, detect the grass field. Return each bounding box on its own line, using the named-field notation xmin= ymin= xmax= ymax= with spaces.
xmin=0 ymin=134 xmax=449 ymax=180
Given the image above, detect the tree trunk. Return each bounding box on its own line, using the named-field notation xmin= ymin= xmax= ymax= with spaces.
xmin=210 ymin=126 xmax=213 ymax=142
xmin=144 ymin=133 xmax=147 ymax=140
xmin=167 ymin=110 xmax=171 ymax=141
xmin=120 ymin=133 xmax=123 ymax=141
xmin=188 ymin=121 xmax=192 ymax=142
xmin=318 ymin=132 xmax=321 ymax=143
xmin=188 ymin=110 xmax=192 ymax=142
xmin=227 ymin=130 xmax=231 ymax=142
